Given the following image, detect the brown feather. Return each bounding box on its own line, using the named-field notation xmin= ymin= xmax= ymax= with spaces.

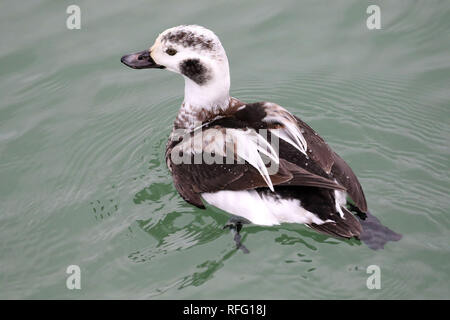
xmin=294 ymin=116 xmax=335 ymax=174
xmin=331 ymin=152 xmax=368 ymax=212
xmin=309 ymin=206 xmax=362 ymax=239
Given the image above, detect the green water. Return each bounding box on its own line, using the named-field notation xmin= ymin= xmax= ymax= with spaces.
xmin=1 ymin=0 xmax=449 ymax=299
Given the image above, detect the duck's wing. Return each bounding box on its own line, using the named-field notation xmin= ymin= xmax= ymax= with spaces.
xmin=294 ymin=116 xmax=368 ymax=212
xmin=167 ymin=101 xmax=366 ymax=212
xmin=169 ymin=154 xmax=343 ymax=209
xmin=330 ymin=151 xmax=367 ymax=212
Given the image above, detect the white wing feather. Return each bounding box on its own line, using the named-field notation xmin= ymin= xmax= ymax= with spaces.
xmin=173 ymin=127 xmax=280 ymax=191
xmin=265 ymin=115 xmax=308 ymax=156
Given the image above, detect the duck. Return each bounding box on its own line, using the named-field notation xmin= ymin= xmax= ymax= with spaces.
xmin=121 ymin=25 xmax=401 ymax=251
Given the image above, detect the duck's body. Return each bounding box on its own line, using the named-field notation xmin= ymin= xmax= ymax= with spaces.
xmin=121 ymin=25 xmax=401 ymax=250
xmin=165 ymin=97 xmax=364 ymax=238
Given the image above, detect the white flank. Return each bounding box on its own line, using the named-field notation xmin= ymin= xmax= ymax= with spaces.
xmin=202 ymin=190 xmax=329 ymax=226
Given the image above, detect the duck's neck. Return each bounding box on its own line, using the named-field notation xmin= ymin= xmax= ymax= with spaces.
xmin=175 ymin=67 xmax=231 ymax=130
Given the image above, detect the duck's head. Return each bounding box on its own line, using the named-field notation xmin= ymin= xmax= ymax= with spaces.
xmin=121 ymin=25 xmax=230 ymax=110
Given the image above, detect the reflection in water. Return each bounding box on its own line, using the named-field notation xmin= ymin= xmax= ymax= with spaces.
xmin=177 ymin=247 xmax=241 ymax=289
xmin=127 ymin=212 xmax=226 ymax=263
xmin=131 ymin=179 xmax=360 ymax=260
xmin=129 ymin=182 xmax=227 ymax=263
xmin=129 ymin=173 xmax=367 ymax=289
xmin=90 ymin=198 xmax=119 ymax=221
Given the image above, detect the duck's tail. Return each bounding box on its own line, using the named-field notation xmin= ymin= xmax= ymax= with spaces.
xmin=356 ymin=210 xmax=402 ymax=250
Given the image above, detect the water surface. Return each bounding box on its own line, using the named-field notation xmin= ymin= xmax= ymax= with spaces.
xmin=0 ymin=0 xmax=449 ymax=299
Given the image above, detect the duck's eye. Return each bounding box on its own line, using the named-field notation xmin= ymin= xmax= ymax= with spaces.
xmin=165 ymin=48 xmax=177 ymax=56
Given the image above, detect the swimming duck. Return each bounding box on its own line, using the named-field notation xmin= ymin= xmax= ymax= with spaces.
xmin=121 ymin=25 xmax=401 ymax=251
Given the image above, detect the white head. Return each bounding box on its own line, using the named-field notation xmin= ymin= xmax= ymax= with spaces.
xmin=121 ymin=25 xmax=230 ymax=114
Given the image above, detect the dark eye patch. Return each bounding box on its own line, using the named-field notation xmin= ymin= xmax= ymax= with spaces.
xmin=165 ymin=48 xmax=177 ymax=56
xmin=179 ymin=58 xmax=211 ymax=85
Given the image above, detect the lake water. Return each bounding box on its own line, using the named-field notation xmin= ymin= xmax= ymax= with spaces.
xmin=0 ymin=0 xmax=449 ymax=299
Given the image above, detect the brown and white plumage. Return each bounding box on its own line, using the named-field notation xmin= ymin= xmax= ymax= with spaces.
xmin=166 ymin=99 xmax=363 ymax=238
xmin=121 ymin=25 xmax=401 ymax=249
